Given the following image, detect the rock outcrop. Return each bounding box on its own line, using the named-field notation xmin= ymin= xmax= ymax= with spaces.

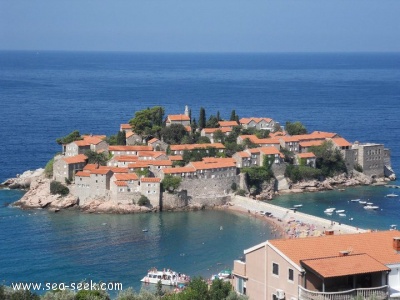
xmin=2 ymin=168 xmax=45 ymax=189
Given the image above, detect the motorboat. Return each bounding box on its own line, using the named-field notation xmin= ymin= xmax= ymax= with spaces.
xmin=390 ymin=225 xmax=397 ymax=230
xmin=324 ymin=208 xmax=336 ymax=213
xmin=294 ymin=204 xmax=303 ymax=208
xmin=336 ymin=210 xmax=345 ymax=213
xmin=359 ymin=201 xmax=367 ymax=205
xmin=387 ymin=193 xmax=399 ymax=198
xmin=350 ymin=199 xmax=360 ymax=202
xmin=367 ymin=202 xmax=373 ymax=205
xmin=338 ymin=213 xmax=346 ymax=217
xmin=141 ymin=268 xmax=190 ymax=286
xmin=364 ymin=205 xmax=379 ymax=210
xmin=211 ymin=269 xmax=232 ymax=282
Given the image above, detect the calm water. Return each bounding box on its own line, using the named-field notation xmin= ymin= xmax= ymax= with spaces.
xmin=0 ymin=51 xmax=399 ymax=291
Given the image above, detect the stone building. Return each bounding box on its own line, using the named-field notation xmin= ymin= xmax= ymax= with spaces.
xmin=63 ymin=135 xmax=108 ymax=157
xmin=352 ymin=142 xmax=385 ymax=177
xmin=53 ymin=154 xmax=88 ymax=182
xmin=239 ymin=117 xmax=276 ymax=131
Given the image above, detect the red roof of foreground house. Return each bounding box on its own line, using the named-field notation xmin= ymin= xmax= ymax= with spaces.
xmin=114 ymin=173 xmax=138 ymax=181
xmin=162 ymin=167 xmax=196 ymax=174
xmin=299 ymin=140 xmax=324 ymax=148
xmin=301 ymin=253 xmax=389 ymax=278
xmin=120 ymin=124 xmax=132 ymax=130
xmin=114 ymin=181 xmax=127 ymax=186
xmin=90 ymin=169 xmax=112 ymax=175
xmin=259 ymin=147 xmax=281 ymax=155
xmin=170 ymin=143 xmax=225 ymax=151
xmin=269 ymin=230 xmax=400 ymax=267
xmin=63 ymin=154 xmax=87 ymax=164
xmin=141 ymin=177 xmax=161 ymax=183
xmin=75 ymin=171 xmax=90 ymax=177
xmin=167 ymin=114 xmax=190 ymax=121
xmin=235 ymin=151 xmax=251 ymax=158
xmin=73 ymin=135 xmax=105 ymax=146
xmin=168 ymin=155 xmax=183 ymax=161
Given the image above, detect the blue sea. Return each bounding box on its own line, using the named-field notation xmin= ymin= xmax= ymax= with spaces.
xmin=0 ymin=51 xmax=399 ymax=292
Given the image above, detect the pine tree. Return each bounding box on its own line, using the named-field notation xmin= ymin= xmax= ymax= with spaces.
xmin=199 ymin=107 xmax=206 ymax=130
xmin=230 ymin=110 xmax=236 ymax=121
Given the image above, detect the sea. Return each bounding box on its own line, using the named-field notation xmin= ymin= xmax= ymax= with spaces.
xmin=0 ymin=51 xmax=399 ymax=293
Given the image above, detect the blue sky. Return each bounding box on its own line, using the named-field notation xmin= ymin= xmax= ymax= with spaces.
xmin=1 ymin=0 xmax=399 ymax=52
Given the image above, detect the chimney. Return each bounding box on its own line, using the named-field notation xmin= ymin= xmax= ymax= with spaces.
xmin=339 ymin=250 xmax=350 ymax=257
xmin=393 ymin=237 xmax=400 ymax=251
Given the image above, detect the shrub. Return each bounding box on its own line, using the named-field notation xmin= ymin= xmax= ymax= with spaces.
xmin=235 ymin=189 xmax=246 ymax=196
xmin=285 ymin=165 xmax=322 ymax=183
xmin=162 ymin=175 xmax=181 ymax=193
xmin=75 ymin=289 xmax=110 ymax=300
xmin=50 ymin=181 xmax=69 ymax=196
xmin=44 ymin=158 xmax=54 ymax=178
xmin=354 ymin=163 xmax=363 ymax=172
xmin=231 ymin=182 xmax=237 ymax=191
xmin=138 ymin=195 xmax=150 ymax=206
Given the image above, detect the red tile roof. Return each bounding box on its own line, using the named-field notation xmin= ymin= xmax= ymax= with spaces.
xmin=269 ymin=230 xmax=400 ymax=266
xmin=170 ymin=143 xmax=225 ymax=151
xmin=113 ymin=155 xmax=139 ymax=162
xmin=162 ymin=167 xmax=196 ymax=174
xmin=75 ymin=171 xmax=90 ymax=177
xmin=138 ymin=151 xmax=166 ymax=158
xmin=299 ymin=140 xmax=324 ymax=148
xmin=331 ymin=137 xmax=352 ymax=147
xmin=148 ymin=138 xmax=159 ymax=144
xmin=259 ymin=147 xmax=281 ymax=155
xmin=114 ymin=181 xmax=127 ymax=186
xmin=168 ymin=155 xmax=183 ymax=161
xmin=141 ymin=177 xmax=161 ymax=183
xmin=279 ymin=136 xmax=300 ymax=142
xmin=63 ymin=154 xmax=87 ymax=164
xmin=128 ymin=161 xmax=151 ymax=168
xmin=167 ymin=114 xmax=190 ymax=121
xmin=301 ymin=253 xmax=389 ymax=278
xmin=239 ymin=117 xmax=273 ymax=124
xmin=297 ymin=152 xmax=316 ymax=159
xmin=90 ymin=169 xmax=112 ymax=175
xmin=120 ymin=124 xmax=132 ymax=130
xmin=83 ymin=164 xmax=98 ymax=171
xmin=114 ymin=173 xmax=139 ymax=181
xmin=190 ymin=160 xmax=236 ymax=170
xmin=218 ymin=121 xmax=239 ymax=127
xmin=235 ymin=151 xmax=251 ymax=158
xmin=202 ymin=127 xmax=231 ymax=134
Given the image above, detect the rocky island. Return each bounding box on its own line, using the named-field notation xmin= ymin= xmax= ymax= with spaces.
xmin=6 ymin=105 xmax=396 ymax=213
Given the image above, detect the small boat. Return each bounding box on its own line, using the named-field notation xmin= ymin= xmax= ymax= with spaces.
xmin=289 ymin=207 xmax=297 ymax=211
xmin=336 ymin=210 xmax=345 ymax=213
xmin=364 ymin=205 xmax=379 ymax=210
xmin=211 ymin=269 xmax=232 ymax=282
xmin=390 ymin=225 xmax=397 ymax=230
xmin=338 ymin=213 xmax=346 ymax=217
xmin=367 ymin=202 xmax=373 ymax=206
xmin=142 ymin=229 xmax=148 ymax=232
xmin=349 ymin=218 xmax=354 ymax=221
xmin=324 ymin=208 xmax=336 ymax=213
xmin=141 ymin=268 xmax=190 ymax=286
xmin=351 ymin=199 xmax=360 ymax=202
xmin=220 ymin=226 xmax=223 ymax=230
xmin=387 ymin=193 xmax=399 ymax=198
xmin=359 ymin=201 xmax=367 ymax=205
xmin=294 ymin=204 xmax=303 ymax=208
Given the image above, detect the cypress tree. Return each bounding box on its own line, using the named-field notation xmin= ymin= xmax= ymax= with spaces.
xmin=199 ymin=107 xmax=206 ymax=130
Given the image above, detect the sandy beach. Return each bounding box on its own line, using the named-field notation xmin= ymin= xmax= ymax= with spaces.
xmin=219 ymin=195 xmax=366 ymax=239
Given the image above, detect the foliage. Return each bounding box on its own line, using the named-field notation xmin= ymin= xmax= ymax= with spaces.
xmin=242 ymin=166 xmax=274 ymax=194
xmin=225 ymin=291 xmax=248 ymax=300
xmin=138 ymin=195 xmax=150 ymax=206
xmin=129 ymin=106 xmax=165 ymax=136
xmin=191 ymin=118 xmax=198 ymax=134
xmin=117 ymin=131 xmax=127 ymax=146
xmin=209 ymin=279 xmax=232 ymax=300
xmin=273 ymin=123 xmax=282 ymax=132
xmin=172 ymin=160 xmax=185 ymax=167
xmin=85 ymin=150 xmax=108 ymax=166
xmin=75 ymin=289 xmax=110 ymax=300
xmin=197 ymin=136 xmax=211 ymax=144
xmin=183 ymin=277 xmax=209 ymax=300
xmin=161 ymin=124 xmax=188 ymax=145
xmin=229 ymin=110 xmax=238 ymax=121
xmin=285 ymin=121 xmax=307 ymax=135
xmin=162 ymin=175 xmax=182 ymax=193
xmin=354 ymin=163 xmax=363 ymax=172
xmin=135 ymin=169 xmax=150 ymax=178
xmin=254 ymin=130 xmax=270 ymax=139
xmin=44 ymin=158 xmax=54 ymax=178
xmin=42 ymin=289 xmax=75 ymax=300
xmin=280 ymin=148 xmax=295 ymax=163
xmin=309 ymin=141 xmax=347 ymax=177
xmin=116 ymin=288 xmax=157 ymax=300
xmin=285 ymin=165 xmax=322 ymax=183
xmin=56 ymin=130 xmax=83 ymax=145
xmin=0 ymin=286 xmax=40 ymax=300
xmin=213 ymin=130 xmax=225 ymax=143
xmin=50 ymin=181 xmax=69 ymax=196
xmin=199 ymin=107 xmax=206 ymax=130
xmin=231 ymin=182 xmax=237 ymax=191
xmin=155 ymin=280 xmax=164 ymax=297
xmin=242 ymin=138 xmax=258 ymax=149
xmin=224 ymin=142 xmax=244 ymax=158
xmin=206 ymin=115 xmax=219 ymax=128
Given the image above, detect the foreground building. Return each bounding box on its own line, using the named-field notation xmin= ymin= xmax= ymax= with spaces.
xmin=233 ymin=230 xmax=400 ymax=300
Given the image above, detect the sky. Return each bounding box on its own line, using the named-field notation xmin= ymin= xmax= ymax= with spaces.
xmin=1 ymin=0 xmax=400 ymax=53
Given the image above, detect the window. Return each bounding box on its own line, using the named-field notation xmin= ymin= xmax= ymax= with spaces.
xmin=272 ymin=263 xmax=279 ymax=276
xmin=288 ymin=268 xmax=294 ymax=281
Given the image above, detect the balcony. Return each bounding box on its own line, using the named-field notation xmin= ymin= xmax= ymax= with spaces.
xmin=299 ymin=285 xmax=389 ymax=300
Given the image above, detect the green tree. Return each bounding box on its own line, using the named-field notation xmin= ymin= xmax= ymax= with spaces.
xmin=199 ymin=107 xmax=206 ymax=130
xmin=161 ymin=124 xmax=188 ymax=145
xmin=229 ymin=110 xmax=237 ymax=121
xmin=75 ymin=289 xmax=110 ymax=300
xmin=138 ymin=195 xmax=150 ymax=206
xmin=285 ymin=121 xmax=307 ymax=135
xmin=155 ymin=280 xmax=164 ymax=298
xmin=209 ymin=279 xmax=232 ymax=300
xmin=129 ymin=106 xmax=165 ymax=135
xmin=191 ymin=118 xmax=198 ymax=134
xmin=184 ymin=277 xmax=210 ymax=300
xmin=242 ymin=166 xmax=274 ymax=194
xmin=309 ymin=140 xmax=347 ymax=177
xmin=255 ymin=130 xmax=270 ymax=139
xmin=56 ymin=130 xmax=82 ymax=145
xmin=216 ymin=111 xmax=221 ymax=121
xmin=242 ymin=138 xmax=258 ymax=149
xmin=85 ymin=150 xmax=108 ymax=167
xmin=206 ymin=115 xmax=219 ymax=128
xmin=50 ymin=181 xmax=69 ymax=196
xmin=42 ymin=289 xmax=75 ymax=300
xmin=213 ymin=130 xmax=225 ymax=143
xmin=116 ymin=131 xmax=127 ymax=145
xmin=162 ymin=175 xmax=182 ymax=193
xmin=197 ymin=136 xmax=211 ymax=144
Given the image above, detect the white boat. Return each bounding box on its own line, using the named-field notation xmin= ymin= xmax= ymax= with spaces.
xmin=338 ymin=213 xmax=346 ymax=217
xmin=349 ymin=218 xmax=354 ymax=221
xmin=350 ymin=199 xmax=360 ymax=202
xmin=294 ymin=204 xmax=303 ymax=208
xmin=364 ymin=205 xmax=379 ymax=210
xmin=359 ymin=201 xmax=367 ymax=205
xmin=387 ymin=193 xmax=399 ymax=198
xmin=211 ymin=269 xmax=232 ymax=282
xmin=141 ymin=268 xmax=190 ymax=286
xmin=324 ymin=208 xmax=336 ymax=213
xmin=390 ymin=225 xmax=397 ymax=230
xmin=367 ymin=202 xmax=373 ymax=205
xmin=336 ymin=210 xmax=345 ymax=213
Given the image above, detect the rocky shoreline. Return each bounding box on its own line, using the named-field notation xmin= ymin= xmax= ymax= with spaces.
xmin=3 ymin=167 xmax=394 ymax=214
